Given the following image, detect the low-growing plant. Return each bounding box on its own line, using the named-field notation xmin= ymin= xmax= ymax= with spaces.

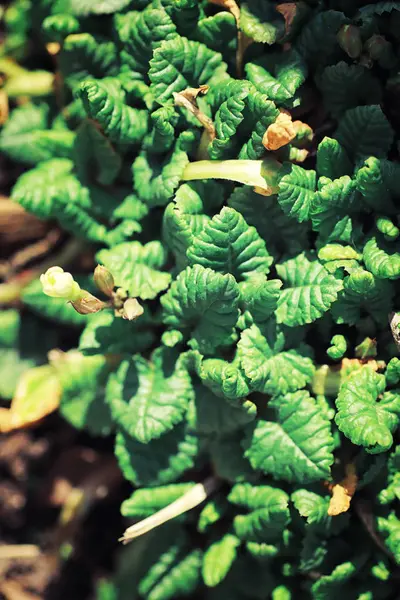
xmin=2 ymin=0 xmax=400 ymax=598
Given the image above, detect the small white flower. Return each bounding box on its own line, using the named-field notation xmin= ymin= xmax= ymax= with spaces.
xmin=40 ymin=266 xmax=81 ymax=301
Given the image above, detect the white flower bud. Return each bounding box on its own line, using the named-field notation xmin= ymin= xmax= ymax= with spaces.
xmin=40 ymin=266 xmax=81 ymax=301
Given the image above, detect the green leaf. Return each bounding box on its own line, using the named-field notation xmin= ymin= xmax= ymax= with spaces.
xmin=133 ymin=131 xmax=197 ymax=207
xmin=22 ymin=277 xmax=88 ymax=326
xmin=139 ymin=539 xmax=202 ymax=600
xmin=331 ymin=268 xmax=393 ymax=326
xmin=278 ymin=164 xmax=316 ymax=223
xmin=310 ymin=176 xmax=358 ymax=243
xmin=335 ymin=105 xmax=394 ymax=163
xmin=121 ymin=483 xmax=195 ymax=519
xmin=73 ymin=120 xmax=121 ymax=186
xmin=316 ymin=137 xmax=352 ymax=180
xmin=246 ymin=49 xmax=307 ymax=106
xmin=78 ymin=80 xmax=148 ymax=144
xmin=163 ymin=181 xmax=224 ymax=270
xmin=363 ymin=234 xmax=400 ymax=280
xmin=186 ymin=207 xmax=273 ymax=280
xmin=228 ymin=186 xmax=309 ymax=259
xmin=79 ymin=310 xmax=154 ymax=356
xmin=195 ymin=12 xmax=236 ymax=56
xmin=317 ymin=62 xmax=381 ymax=119
xmin=276 ymin=253 xmax=343 ymax=327
xmin=237 ymin=322 xmax=315 ymax=396
xmin=197 ymin=496 xmax=229 ymax=533
xmin=197 ymin=357 xmax=251 ymax=401
xmin=118 ymin=7 xmax=178 ymax=78
xmin=239 ymin=276 xmax=282 ymax=323
xmin=193 ymin=384 xmax=255 ymax=436
xmin=53 ymin=352 xmax=113 ymax=436
xmin=310 ymin=558 xmax=366 ymax=600
xmin=97 ymin=241 xmax=171 ymax=300
xmin=202 ymin=534 xmax=240 ymax=587
xmin=0 ymin=103 xmax=74 ymax=165
xmin=149 ymin=37 xmax=227 ymax=105
xmin=210 ymin=435 xmax=258 ymax=484
xmin=69 ymin=0 xmax=132 ymax=16
xmin=0 ymin=310 xmax=20 ymax=348
xmin=240 ymin=0 xmax=284 ymax=45
xmin=357 ymin=2 xmax=400 ymax=18
xmin=291 ymin=489 xmax=347 ymax=536
xmin=60 ymin=33 xmax=119 ymax=88
xmin=228 ymin=483 xmax=290 ymax=543
xmin=0 ymin=348 xmax=37 ymax=400
xmin=143 ymin=105 xmax=179 ymax=154
xmin=42 ymin=14 xmax=80 ymax=42
xmin=355 ymin=157 xmax=400 ymax=213
xmin=327 ymin=335 xmax=347 ymax=360
xmin=161 ymin=265 xmax=240 ymax=354
xmin=115 ymin=421 xmax=198 ymax=486
xmin=377 ymin=513 xmax=400 ymax=564
xmin=379 ymin=446 xmax=400 ymax=504
xmin=207 ymin=80 xmax=279 ymax=161
xmin=243 ymin=391 xmax=334 ymax=483
xmin=296 ymin=10 xmax=348 ymax=67
xmin=106 ymin=348 xmax=194 ymax=443
xmin=335 ymin=367 xmax=400 ymax=453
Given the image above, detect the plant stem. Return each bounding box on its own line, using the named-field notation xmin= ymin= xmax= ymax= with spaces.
xmin=182 ymin=157 xmax=282 ymax=196
xmin=120 ymin=476 xmax=220 ymax=544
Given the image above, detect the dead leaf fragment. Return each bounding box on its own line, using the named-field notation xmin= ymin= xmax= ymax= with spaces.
xmin=263 ymin=111 xmax=296 ymax=151
xmin=209 ymin=0 xmax=240 ymax=23
xmin=328 ymin=463 xmax=358 ymax=516
xmin=0 ymin=365 xmax=61 ymax=433
xmin=173 ymin=86 xmax=215 ymax=140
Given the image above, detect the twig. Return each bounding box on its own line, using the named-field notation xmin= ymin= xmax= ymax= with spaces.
xmin=3 ymin=229 xmax=62 ymax=279
xmin=354 ymin=499 xmax=393 ymax=559
xmin=120 ymin=476 xmax=221 ymax=544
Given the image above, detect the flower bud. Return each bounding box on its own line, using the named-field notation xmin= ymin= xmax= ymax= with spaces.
xmin=94 ymin=265 xmax=115 ymax=297
xmin=337 ymin=25 xmax=362 ymax=59
xmin=71 ymin=291 xmax=107 ymax=315
xmin=122 ymin=298 xmax=144 ymax=321
xmin=364 ymin=35 xmax=396 ymax=68
xmin=40 ymin=266 xmax=81 ymax=301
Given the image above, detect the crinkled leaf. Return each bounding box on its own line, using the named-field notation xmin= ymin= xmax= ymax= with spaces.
xmin=363 ymin=234 xmax=400 ymax=280
xmin=316 ymin=137 xmax=352 ymax=180
xmin=202 ymin=534 xmax=240 ymax=587
xmin=244 ymin=391 xmax=334 ymax=483
xmin=237 ymin=322 xmax=315 ymax=396
xmin=335 ymin=105 xmax=394 ymax=163
xmin=278 ymin=164 xmax=316 ymax=223
xmin=240 ymin=0 xmax=284 ymax=45
xmin=187 ymin=207 xmax=273 ymax=280
xmin=161 ymin=265 xmax=239 ymax=354
xmin=335 ymin=367 xmax=400 ymax=453
xmin=106 ymin=348 xmax=194 ymax=443
xmin=115 ymin=421 xmax=198 ymax=486
xmin=97 ymin=241 xmax=171 ymax=300
xmin=276 ymin=253 xmax=343 ymax=327
xmin=60 ymin=33 xmax=119 ymax=88
xmin=296 ymin=10 xmax=348 ymax=67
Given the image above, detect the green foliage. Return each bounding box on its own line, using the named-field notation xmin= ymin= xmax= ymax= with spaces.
xmin=6 ymin=0 xmax=400 ymax=596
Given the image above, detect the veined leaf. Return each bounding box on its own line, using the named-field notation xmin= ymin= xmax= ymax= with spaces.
xmin=331 ymin=268 xmax=393 ymax=325
xmin=149 ymin=37 xmax=228 ymax=105
xmin=121 ymin=483 xmax=195 ymax=518
xmin=246 ymin=49 xmax=307 ymax=106
xmin=335 ymin=105 xmax=394 ymax=163
xmin=202 ymin=534 xmax=240 ymax=587
xmin=237 ymin=322 xmax=315 ymax=396
xmin=163 ymin=181 xmax=224 ymax=270
xmin=118 ymin=7 xmax=178 ymax=78
xmin=276 ymin=253 xmax=343 ymax=327
xmin=239 ymin=275 xmax=282 ymax=323
xmin=278 ymin=164 xmax=316 ymax=223
xmin=139 ymin=538 xmax=202 ymax=600
xmin=228 ymin=483 xmax=290 ymax=543
xmin=78 ymin=80 xmax=148 ymax=144
xmin=161 ymin=265 xmax=240 ymax=354
xmin=228 ymin=186 xmax=309 ymax=259
xmin=296 ymin=10 xmax=348 ymax=67
xmin=316 ymin=137 xmax=352 ymax=180
xmin=193 ymin=384 xmax=255 ymax=436
xmin=186 ymin=207 xmax=273 ymax=280
xmin=73 ymin=120 xmax=121 ymax=186
xmin=240 ymin=0 xmax=284 ymax=45
xmin=115 ymin=421 xmax=198 ymax=486
xmin=318 ymin=62 xmax=381 ymax=119
xmin=355 ymin=157 xmax=400 ymax=213
xmin=335 ymin=367 xmax=400 ymax=454
xmin=363 ymin=234 xmax=400 ymax=280
xmin=106 ymin=348 xmax=194 ymax=443
xmin=42 ymin=14 xmax=80 ymax=42
xmin=310 ymin=176 xmax=358 ymax=244
xmin=60 ymin=33 xmax=119 ymax=88
xmin=97 ymin=241 xmax=171 ymax=300
xmin=243 ymin=391 xmax=334 ymax=483
xmin=198 ymin=357 xmax=251 ymax=402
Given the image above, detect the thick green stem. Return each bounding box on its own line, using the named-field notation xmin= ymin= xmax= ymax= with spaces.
xmin=182 ymin=157 xmax=282 ymax=196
